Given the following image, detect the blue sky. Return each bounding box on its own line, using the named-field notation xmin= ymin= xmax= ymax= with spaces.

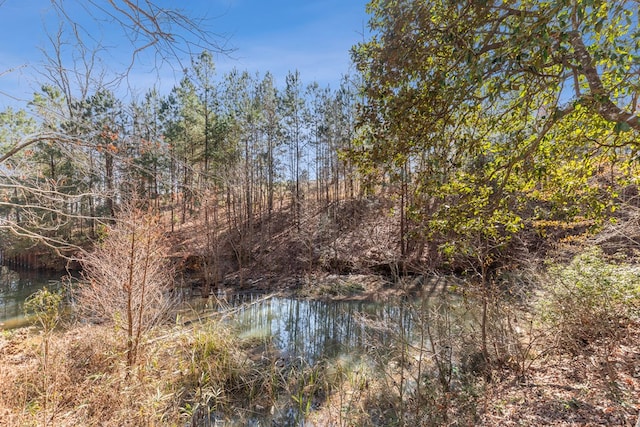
xmin=0 ymin=0 xmax=370 ymax=110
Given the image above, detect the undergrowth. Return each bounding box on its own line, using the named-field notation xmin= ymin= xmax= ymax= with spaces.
xmin=2 ymin=246 xmax=640 ymax=426
xmin=541 ymin=247 xmax=640 ymax=354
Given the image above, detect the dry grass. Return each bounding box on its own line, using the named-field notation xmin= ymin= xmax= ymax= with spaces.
xmin=478 ymin=324 xmax=640 ymax=426
xmin=1 ymin=316 xmax=638 ymax=426
xmin=305 ymin=317 xmax=640 ymax=427
xmin=1 ymin=325 xmax=154 ymax=426
xmin=0 ymin=314 xmax=344 ymax=426
xmin=0 ymin=320 xmax=274 ymax=426
xmin=2 ymin=270 xmax=639 ymax=426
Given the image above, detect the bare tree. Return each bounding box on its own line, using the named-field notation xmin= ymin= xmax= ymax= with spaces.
xmin=48 ymin=0 xmax=229 ymax=77
xmin=0 ymin=1 xmax=227 ymax=253
xmin=78 ymin=202 xmax=175 ymax=366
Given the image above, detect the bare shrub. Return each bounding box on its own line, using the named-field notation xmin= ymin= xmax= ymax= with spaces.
xmin=348 ymin=288 xmax=483 ymax=426
xmin=77 ymin=204 xmax=175 ymax=366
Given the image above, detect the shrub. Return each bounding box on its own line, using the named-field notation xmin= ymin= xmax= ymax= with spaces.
xmin=24 ymin=287 xmax=64 ymax=427
xmin=542 ymin=247 xmax=640 ymax=353
xmin=78 ymin=203 xmax=175 ymax=366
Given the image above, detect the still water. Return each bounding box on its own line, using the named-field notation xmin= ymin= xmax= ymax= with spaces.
xmin=220 ymin=293 xmax=417 ymax=364
xmin=0 ymin=267 xmax=461 ymax=425
xmin=0 ymin=266 xmax=64 ymax=328
xmin=193 ymin=291 xmax=461 ymax=426
xmin=1 ymin=266 xmax=458 ymax=366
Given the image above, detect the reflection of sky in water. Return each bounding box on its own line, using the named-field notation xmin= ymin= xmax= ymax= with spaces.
xmin=0 ymin=266 xmax=63 ymax=324
xmin=2 ymin=265 xmax=464 ymax=367
xmin=228 ymin=294 xmax=433 ymax=364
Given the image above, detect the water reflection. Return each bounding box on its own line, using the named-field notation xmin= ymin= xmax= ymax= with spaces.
xmin=210 ymin=291 xmax=464 ymax=425
xmin=1 ymin=264 xmax=461 ymax=368
xmin=222 ymin=294 xmax=423 ymax=364
xmin=0 ymin=266 xmax=62 ymax=325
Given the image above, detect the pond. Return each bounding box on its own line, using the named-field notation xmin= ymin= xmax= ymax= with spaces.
xmin=1 ymin=267 xmax=460 ymax=360
xmin=1 ymin=267 xmax=460 ymax=366
xmin=190 ymin=289 xmax=464 ymax=426
xmin=217 ymin=293 xmax=417 ymax=364
xmin=1 ymin=267 xmax=465 ymax=425
xmin=0 ymin=266 xmax=65 ymax=329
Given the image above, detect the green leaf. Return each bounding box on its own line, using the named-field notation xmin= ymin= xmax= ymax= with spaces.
xmin=614 ymin=121 xmax=632 ymax=133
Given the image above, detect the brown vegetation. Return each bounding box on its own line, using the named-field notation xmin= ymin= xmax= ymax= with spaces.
xmin=77 ymin=203 xmax=175 ymax=367
xmin=1 ymin=280 xmax=638 ymax=426
xmin=1 ymin=181 xmax=640 ymax=426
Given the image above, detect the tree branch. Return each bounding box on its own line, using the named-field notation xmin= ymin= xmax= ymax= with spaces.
xmin=0 ymin=133 xmax=59 ymax=165
xmin=570 ymin=30 xmax=640 ymax=130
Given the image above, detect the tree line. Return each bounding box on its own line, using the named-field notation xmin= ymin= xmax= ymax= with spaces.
xmin=0 ymin=51 xmax=358 ymax=259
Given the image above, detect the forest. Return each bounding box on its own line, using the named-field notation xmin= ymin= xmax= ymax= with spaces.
xmin=1 ymin=0 xmax=640 ymax=426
